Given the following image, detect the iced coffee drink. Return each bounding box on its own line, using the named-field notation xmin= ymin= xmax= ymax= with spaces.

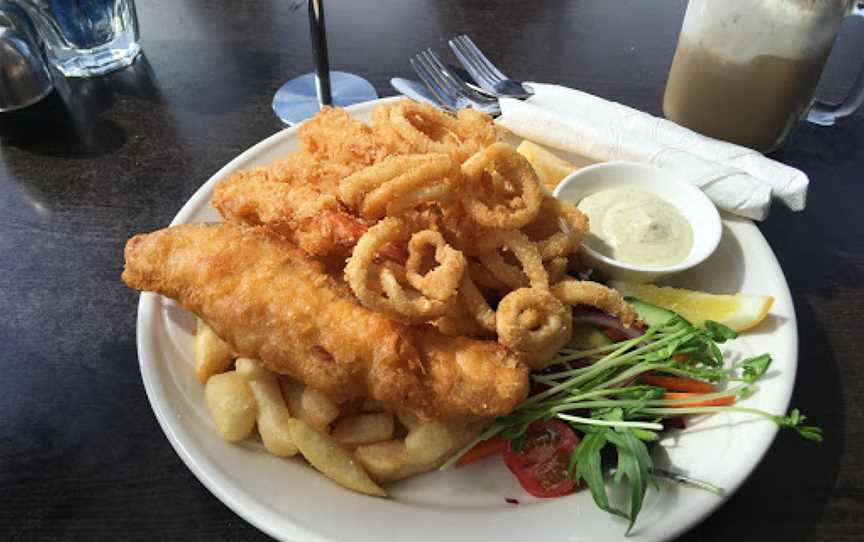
xmin=664 ymin=0 xmax=853 ymax=152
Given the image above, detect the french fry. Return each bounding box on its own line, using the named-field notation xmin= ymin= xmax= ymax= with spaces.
xmin=355 ymin=424 xmax=486 ymax=484
xmin=204 ymin=371 xmax=257 ymax=442
xmin=234 ymin=356 xmax=271 ymax=380
xmin=288 ymin=418 xmax=386 ymax=497
xmin=405 ymin=421 xmax=456 ymax=465
xmin=280 ymin=377 xmax=339 ymax=431
xmin=280 ymin=377 xmax=304 ymax=418
xmin=332 ymin=413 xmax=394 ymax=447
xmin=236 ymin=358 xmax=298 ymax=457
xmin=354 ymin=440 xmax=413 ymax=483
xmin=301 ymin=386 xmax=341 ymax=429
xmin=194 ymin=319 xmax=233 ymax=383
xmin=395 ymin=409 xmax=420 ymax=431
xmin=335 ymin=397 xmax=365 ymax=419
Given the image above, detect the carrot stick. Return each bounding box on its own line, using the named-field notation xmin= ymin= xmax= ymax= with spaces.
xmin=662 ymin=392 xmax=736 ymax=408
xmin=641 ymin=374 xmax=715 ymax=394
xmin=455 ymin=436 xmax=507 ymax=468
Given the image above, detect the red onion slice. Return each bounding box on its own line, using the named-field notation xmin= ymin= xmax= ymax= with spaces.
xmin=570 ymin=307 xmax=646 ymax=340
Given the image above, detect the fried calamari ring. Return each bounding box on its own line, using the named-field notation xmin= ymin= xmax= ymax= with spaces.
xmin=405 ymin=229 xmax=466 ymax=301
xmin=451 ymin=108 xmax=506 ymax=162
xmin=372 ymin=101 xmax=504 ymax=162
xmin=523 ymin=197 xmax=590 ymax=261
xmin=467 ymin=259 xmax=508 ymax=292
xmin=377 ymin=266 xmax=449 ymax=320
xmin=434 ymin=297 xmax=497 ymax=339
xmin=375 ymin=101 xmax=462 ymax=155
xmin=496 ymin=287 xmax=572 ymax=360
xmin=521 ymin=330 xmax=575 ymax=370
xmin=475 ymin=229 xmax=549 ymax=291
xmin=345 ymin=218 xmax=454 ymax=323
xmin=338 ymin=154 xmax=459 ymax=220
xmin=551 ymin=280 xmax=637 ymax=326
xmin=458 ymin=272 xmax=497 ymax=332
xmin=477 ymin=250 xmax=529 ymax=290
xmin=431 ymin=205 xmax=485 ymax=252
xmin=460 ymin=142 xmax=542 ymax=229
xmin=339 ymin=155 xmax=429 ymax=208
xmin=545 ymin=257 xmax=568 ymax=285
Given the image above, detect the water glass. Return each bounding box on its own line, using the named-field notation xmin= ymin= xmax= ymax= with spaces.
xmin=24 ymin=0 xmax=140 ymax=77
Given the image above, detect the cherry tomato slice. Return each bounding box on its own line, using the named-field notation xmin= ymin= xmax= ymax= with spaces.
xmin=503 ymin=419 xmax=581 ymax=498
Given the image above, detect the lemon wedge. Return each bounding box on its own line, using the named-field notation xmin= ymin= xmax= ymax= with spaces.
xmin=610 ymin=282 xmax=774 ymax=332
xmin=516 ymin=140 xmax=578 ymax=191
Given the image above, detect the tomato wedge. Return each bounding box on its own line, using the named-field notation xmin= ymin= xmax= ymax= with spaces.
xmin=503 ymin=419 xmax=581 ymax=498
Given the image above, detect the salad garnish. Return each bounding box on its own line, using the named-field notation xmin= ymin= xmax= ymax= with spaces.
xmin=442 ymin=311 xmax=822 ymax=533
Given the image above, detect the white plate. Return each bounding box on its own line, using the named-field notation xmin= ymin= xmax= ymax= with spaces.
xmin=136 ymin=98 xmax=797 ymax=542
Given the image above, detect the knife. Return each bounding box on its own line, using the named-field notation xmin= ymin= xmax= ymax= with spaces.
xmin=390 ymin=77 xmax=453 ymax=111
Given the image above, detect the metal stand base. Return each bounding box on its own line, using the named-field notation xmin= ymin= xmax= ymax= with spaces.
xmin=272 ymin=71 xmax=378 ymax=125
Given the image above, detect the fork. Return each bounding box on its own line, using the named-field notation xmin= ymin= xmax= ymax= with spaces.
xmin=448 ymin=34 xmax=533 ymax=98
xmin=410 ymin=49 xmax=501 ymax=115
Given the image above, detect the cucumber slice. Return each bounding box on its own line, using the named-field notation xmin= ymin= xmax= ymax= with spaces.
xmin=626 ymin=297 xmax=682 ymax=327
xmin=571 ymin=322 xmax=613 ymax=349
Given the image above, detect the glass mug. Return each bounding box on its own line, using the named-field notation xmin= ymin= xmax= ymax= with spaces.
xmin=663 ymin=0 xmax=864 ymax=152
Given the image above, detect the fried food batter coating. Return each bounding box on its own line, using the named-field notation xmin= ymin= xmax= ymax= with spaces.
xmin=299 ymin=106 xmax=387 ymax=168
xmin=372 ymin=101 xmax=505 ymax=163
xmin=212 ymin=152 xmax=369 ymax=260
xmin=214 ymin=108 xmax=388 ymax=260
xmin=213 ymin=103 xmax=503 ymax=261
xmin=551 ymin=280 xmax=637 ymax=326
xmin=122 ymin=223 xmax=528 ymax=421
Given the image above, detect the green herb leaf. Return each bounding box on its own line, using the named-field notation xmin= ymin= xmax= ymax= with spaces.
xmin=571 ymin=431 xmax=628 ymax=520
xmin=606 ymin=429 xmax=655 ymax=533
xmin=617 ymin=386 xmax=666 ymax=401
xmin=796 ymin=426 xmax=825 ymax=442
xmin=738 ymin=384 xmax=758 ymax=399
xmin=644 ymin=341 xmax=680 ymax=362
xmin=704 ymin=320 xmax=738 ymax=342
xmin=630 ymin=428 xmax=659 ymax=442
xmin=670 ymin=363 xmax=730 ymax=383
xmin=738 ymin=353 xmax=772 ymax=383
xmin=780 ymin=408 xmax=824 ymax=442
xmin=709 ymin=340 xmax=725 ymax=366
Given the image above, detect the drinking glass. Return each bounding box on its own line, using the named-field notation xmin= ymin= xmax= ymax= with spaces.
xmin=663 ymin=0 xmax=864 ymax=152
xmin=23 ymin=0 xmax=140 ymax=77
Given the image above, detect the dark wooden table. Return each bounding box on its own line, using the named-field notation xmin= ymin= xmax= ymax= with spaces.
xmin=1 ymin=1 xmax=861 ymax=540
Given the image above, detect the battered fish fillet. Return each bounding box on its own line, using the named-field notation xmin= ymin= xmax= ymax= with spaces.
xmin=122 ymin=223 xmax=528 ymax=421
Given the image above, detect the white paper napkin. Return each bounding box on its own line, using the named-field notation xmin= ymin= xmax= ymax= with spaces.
xmin=498 ymin=83 xmax=810 ymax=220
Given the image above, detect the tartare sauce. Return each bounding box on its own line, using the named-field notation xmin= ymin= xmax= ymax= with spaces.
xmin=577 ymin=188 xmax=693 ymax=267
